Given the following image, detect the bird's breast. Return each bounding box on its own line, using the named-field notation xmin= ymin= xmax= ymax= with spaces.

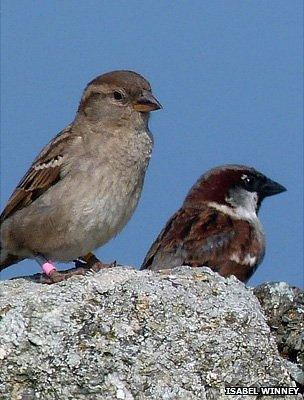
xmin=66 ymin=129 xmax=153 ymax=250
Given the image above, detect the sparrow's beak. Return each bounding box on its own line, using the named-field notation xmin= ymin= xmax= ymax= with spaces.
xmin=133 ymin=91 xmax=162 ymax=112
xmin=261 ymin=178 xmax=287 ymax=198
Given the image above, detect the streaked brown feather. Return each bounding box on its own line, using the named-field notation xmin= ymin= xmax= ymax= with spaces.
xmin=141 ymin=205 xmax=264 ymax=282
xmin=141 ymin=207 xmax=219 ymax=269
xmin=1 ymin=125 xmax=73 ymax=222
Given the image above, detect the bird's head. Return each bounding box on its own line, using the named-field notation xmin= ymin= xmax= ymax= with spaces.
xmin=77 ymin=70 xmax=162 ymax=128
xmin=185 ymin=164 xmax=286 ymax=219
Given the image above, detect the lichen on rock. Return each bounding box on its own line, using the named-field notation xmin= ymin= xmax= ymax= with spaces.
xmin=254 ymin=281 xmax=304 ymax=393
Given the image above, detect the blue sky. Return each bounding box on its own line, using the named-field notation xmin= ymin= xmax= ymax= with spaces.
xmin=1 ymin=1 xmax=303 ymax=287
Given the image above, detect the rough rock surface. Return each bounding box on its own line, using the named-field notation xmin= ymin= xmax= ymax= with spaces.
xmin=254 ymin=282 xmax=304 ymax=392
xmin=0 ymin=266 xmax=301 ymax=400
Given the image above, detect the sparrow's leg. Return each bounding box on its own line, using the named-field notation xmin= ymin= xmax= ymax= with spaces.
xmin=30 ymin=252 xmax=116 ymax=284
xmin=34 ymin=254 xmax=57 ymax=276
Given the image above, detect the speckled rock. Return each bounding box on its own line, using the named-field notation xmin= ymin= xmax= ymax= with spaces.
xmin=0 ymin=267 xmax=301 ymax=399
xmin=254 ymin=282 xmax=304 ymax=393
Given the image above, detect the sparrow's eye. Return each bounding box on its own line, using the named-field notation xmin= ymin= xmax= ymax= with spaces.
xmin=241 ymin=174 xmax=255 ymax=187
xmin=113 ymin=91 xmax=125 ymax=101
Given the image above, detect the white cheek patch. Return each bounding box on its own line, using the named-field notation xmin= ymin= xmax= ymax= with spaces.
xmin=207 ymin=201 xmax=258 ymax=223
xmin=230 ymin=252 xmax=257 ymax=267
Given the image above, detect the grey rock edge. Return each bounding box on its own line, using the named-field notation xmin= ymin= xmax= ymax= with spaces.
xmin=254 ymin=282 xmax=304 ymax=392
xmin=0 ymin=266 xmax=302 ymax=400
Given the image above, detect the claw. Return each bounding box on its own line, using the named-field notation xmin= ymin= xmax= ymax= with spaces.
xmin=27 ymin=252 xmax=119 ymax=284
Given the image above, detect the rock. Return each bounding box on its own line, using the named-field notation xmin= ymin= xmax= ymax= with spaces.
xmin=0 ymin=266 xmax=301 ymax=399
xmin=254 ymin=282 xmax=304 ymax=393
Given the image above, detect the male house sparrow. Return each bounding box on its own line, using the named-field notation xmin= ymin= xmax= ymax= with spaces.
xmin=1 ymin=70 xmax=161 ymax=283
xmin=141 ymin=165 xmax=286 ymax=282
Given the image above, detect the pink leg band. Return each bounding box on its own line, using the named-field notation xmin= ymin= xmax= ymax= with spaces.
xmin=42 ymin=262 xmax=57 ymax=276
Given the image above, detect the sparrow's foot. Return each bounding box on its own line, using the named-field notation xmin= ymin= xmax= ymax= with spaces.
xmin=26 ymin=252 xmax=118 ymax=284
xmin=74 ymin=252 xmax=118 ymax=272
xmin=43 ymin=260 xmax=117 ymax=284
xmin=31 ymin=266 xmax=89 ymax=284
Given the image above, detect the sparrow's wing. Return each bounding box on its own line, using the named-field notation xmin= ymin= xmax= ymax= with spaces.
xmin=1 ymin=125 xmax=75 ymax=221
xmin=141 ymin=208 xmax=196 ymax=270
xmin=141 ymin=206 xmax=236 ymax=270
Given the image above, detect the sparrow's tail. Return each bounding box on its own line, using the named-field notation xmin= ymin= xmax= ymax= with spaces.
xmin=0 ymin=244 xmax=24 ymax=271
xmin=0 ymin=221 xmax=24 ymax=270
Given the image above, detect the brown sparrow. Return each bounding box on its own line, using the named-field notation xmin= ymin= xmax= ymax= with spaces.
xmin=1 ymin=70 xmax=161 ymax=283
xmin=141 ymin=165 xmax=286 ymax=282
